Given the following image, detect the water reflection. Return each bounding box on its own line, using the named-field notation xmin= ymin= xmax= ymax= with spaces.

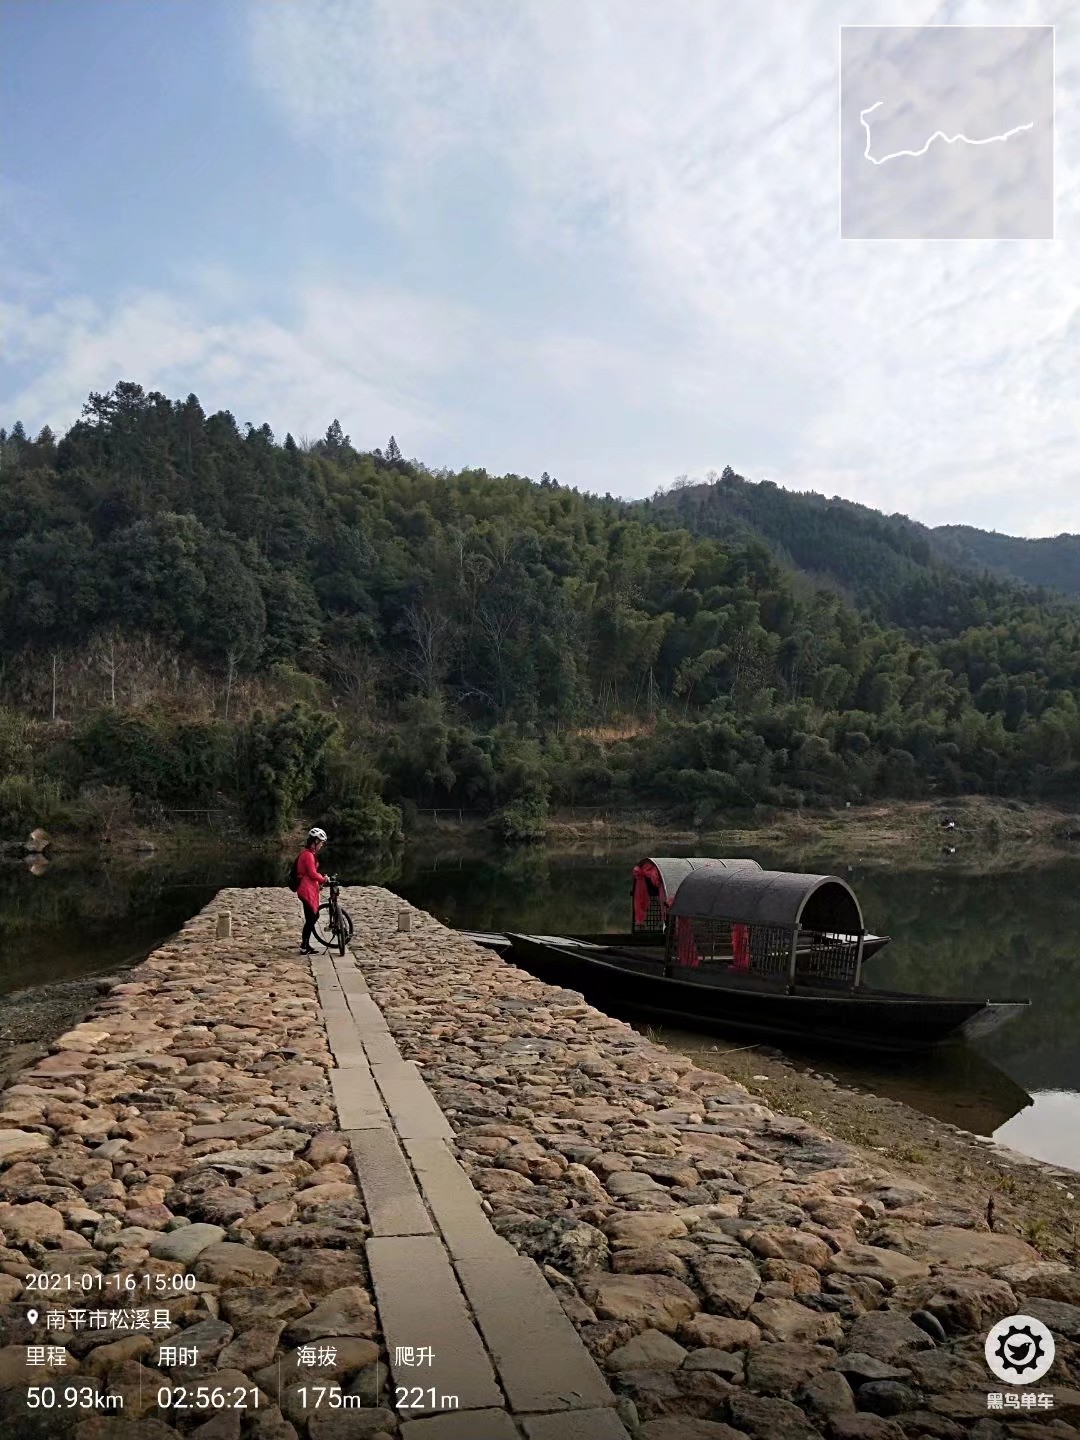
xmin=994 ymin=1091 xmax=1080 ymax=1172
xmin=0 ymin=851 xmax=280 ymax=998
xmin=649 ymin=1025 xmax=1034 ymax=1140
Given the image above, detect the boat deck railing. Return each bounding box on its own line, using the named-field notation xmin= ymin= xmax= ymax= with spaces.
xmin=669 ymin=917 xmax=864 ymax=987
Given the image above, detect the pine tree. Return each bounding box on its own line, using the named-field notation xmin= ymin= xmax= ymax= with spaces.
xmin=323 ymin=419 xmax=349 ymax=456
xmin=386 ymin=435 xmax=402 ymax=463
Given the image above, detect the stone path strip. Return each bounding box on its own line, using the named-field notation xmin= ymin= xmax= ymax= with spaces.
xmin=310 ymin=935 xmax=628 ymax=1437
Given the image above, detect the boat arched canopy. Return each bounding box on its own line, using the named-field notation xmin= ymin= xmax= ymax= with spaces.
xmin=669 ymin=869 xmax=864 ymax=935
xmin=632 ymin=856 xmax=762 ymax=931
xmin=636 ymin=856 xmax=762 ymax=900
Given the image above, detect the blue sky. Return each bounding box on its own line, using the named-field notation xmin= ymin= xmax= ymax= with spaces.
xmin=2 ymin=0 xmax=1077 ymax=534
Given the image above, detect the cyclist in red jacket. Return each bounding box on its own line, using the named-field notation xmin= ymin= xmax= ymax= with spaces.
xmin=296 ymin=827 xmax=329 ymax=954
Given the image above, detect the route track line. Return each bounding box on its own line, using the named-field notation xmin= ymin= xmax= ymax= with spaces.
xmin=859 ymin=99 xmax=1034 ymax=165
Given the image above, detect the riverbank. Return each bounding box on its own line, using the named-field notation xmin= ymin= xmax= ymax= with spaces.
xmin=661 ymin=1036 xmax=1080 ymax=1265
xmin=539 ymin=797 xmax=1080 ymax=871
xmin=0 ymin=975 xmax=124 ymax=1089
xmin=0 ymin=822 xmax=263 ymax=863
xmin=11 ymin=794 xmax=1078 ymax=872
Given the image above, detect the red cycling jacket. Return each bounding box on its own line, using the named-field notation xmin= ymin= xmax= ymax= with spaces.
xmin=296 ymin=848 xmax=326 ymax=911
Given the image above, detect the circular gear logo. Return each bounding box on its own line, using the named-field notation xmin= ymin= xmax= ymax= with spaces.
xmin=985 ymin=1314 xmax=1056 ymax=1384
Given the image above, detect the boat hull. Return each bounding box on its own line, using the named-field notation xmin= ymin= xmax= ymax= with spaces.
xmin=503 ymin=934 xmax=1028 ymax=1055
xmin=461 ymin=929 xmax=891 ymax=964
xmin=459 ymin=930 xmax=649 ymax=957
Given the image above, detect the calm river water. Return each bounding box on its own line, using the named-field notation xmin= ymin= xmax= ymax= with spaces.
xmin=2 ymin=840 xmax=1079 ymax=1172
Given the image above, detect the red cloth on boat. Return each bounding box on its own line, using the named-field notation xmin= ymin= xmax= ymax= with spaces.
xmin=675 ymin=916 xmax=700 ymax=967
xmin=632 ymin=861 xmax=665 ymax=926
xmin=731 ymin=923 xmax=750 ymax=972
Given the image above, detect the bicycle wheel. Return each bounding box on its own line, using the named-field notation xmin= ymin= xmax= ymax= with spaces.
xmin=336 ymin=908 xmax=354 ymax=955
xmin=313 ymin=903 xmax=354 ymax=951
xmin=312 ymin=903 xmax=337 ymax=949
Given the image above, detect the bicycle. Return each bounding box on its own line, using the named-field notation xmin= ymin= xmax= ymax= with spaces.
xmin=313 ymin=876 xmax=353 ymax=956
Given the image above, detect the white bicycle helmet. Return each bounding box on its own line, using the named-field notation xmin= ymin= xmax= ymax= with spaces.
xmin=308 ymin=827 xmax=328 ymax=842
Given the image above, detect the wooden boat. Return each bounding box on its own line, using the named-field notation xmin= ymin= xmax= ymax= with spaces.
xmin=460 ymin=856 xmax=892 ymax=962
xmin=461 ymin=929 xmax=646 ymax=957
xmin=500 ymin=868 xmax=1028 ymax=1054
xmin=464 ymin=927 xmax=892 ymax=965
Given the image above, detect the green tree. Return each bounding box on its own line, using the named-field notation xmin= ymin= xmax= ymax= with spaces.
xmin=236 ymin=704 xmax=339 ymax=834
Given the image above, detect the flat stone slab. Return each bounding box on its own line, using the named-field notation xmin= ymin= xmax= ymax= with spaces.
xmin=186 ymin=1121 xmax=271 ymax=1142
xmin=901 ymin=1225 xmax=1039 ymax=1270
xmin=367 ymin=1233 xmax=502 ymax=1414
xmin=827 ymin=1245 xmax=930 ymax=1285
xmin=149 ymin=1224 xmax=227 ymax=1263
xmin=404 ymin=1137 xmax=493 ymax=1260
xmin=0 ymin=1130 xmax=51 ymax=1160
xmin=192 ymin=1149 xmax=298 ymax=1172
xmin=322 ymin=1007 xmax=370 ymax=1067
xmin=1023 ymin=1297 xmax=1080 ymax=1339
xmin=523 ymin=1410 xmax=631 ymax=1439
xmin=371 ymin=1059 xmax=454 ymax=1141
xmin=454 ymin=1239 xmax=614 ymax=1413
xmin=310 ymin=954 xmax=340 ymax=990
xmin=362 ymin=1029 xmax=402 ymax=1065
xmin=331 ymin=1064 xmax=389 ymax=1130
xmin=330 ymin=953 xmax=368 ymax=985
xmin=345 ymin=991 xmax=393 ymax=1036
xmin=348 ymin=1128 xmax=433 ymax=1236
xmin=399 ymin=1411 xmax=519 ymax=1440
xmin=195 ymin=1241 xmax=280 ymax=1284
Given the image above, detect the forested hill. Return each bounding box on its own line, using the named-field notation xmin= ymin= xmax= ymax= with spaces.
xmin=1 ymin=384 xmax=1079 ymax=843
xmin=932 ymin=524 xmax=1080 ymax=597
xmin=643 ymin=468 xmax=1080 ymax=618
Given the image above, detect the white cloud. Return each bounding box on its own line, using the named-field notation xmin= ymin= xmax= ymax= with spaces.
xmin=244 ymin=0 xmax=1080 ymax=535
xmin=0 ymin=284 xmax=466 ymax=450
xmin=0 ymin=274 xmax=696 ymax=484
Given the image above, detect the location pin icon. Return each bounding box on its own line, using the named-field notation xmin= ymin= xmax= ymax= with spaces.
xmin=26 ymin=1308 xmax=39 ymax=1327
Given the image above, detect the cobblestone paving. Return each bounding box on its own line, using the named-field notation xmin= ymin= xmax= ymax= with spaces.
xmin=0 ymin=892 xmax=391 ymax=1439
